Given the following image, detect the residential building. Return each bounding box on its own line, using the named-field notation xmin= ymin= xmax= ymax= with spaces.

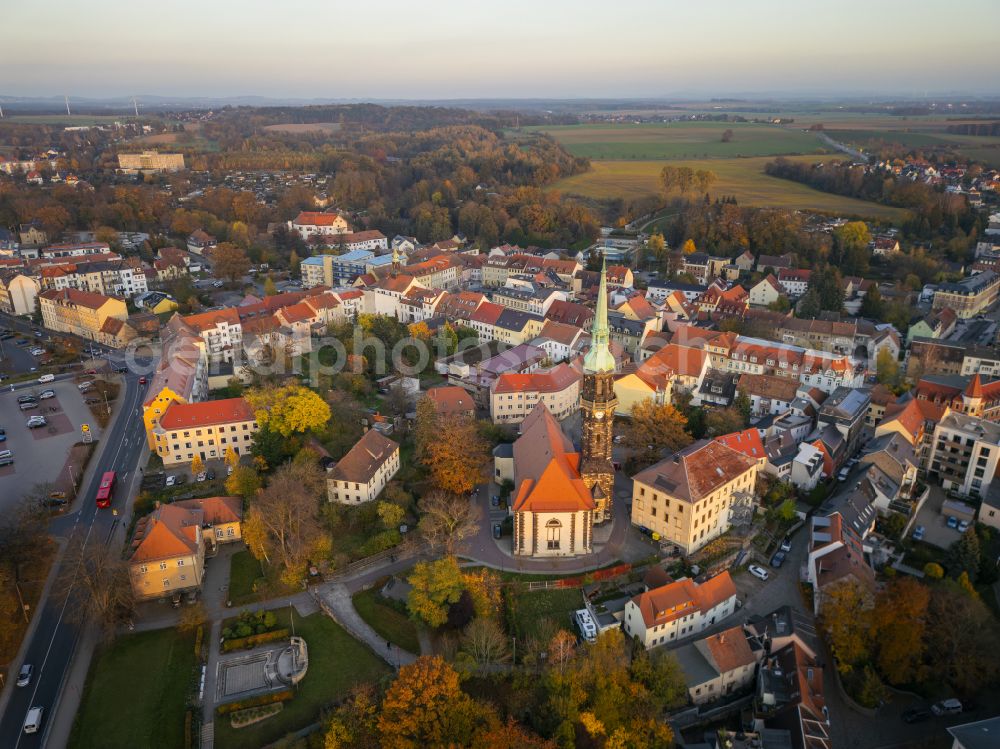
xmin=738 ymin=373 xmax=799 ymax=417
xmin=928 ymin=411 xmax=1000 ymax=499
xmin=777 ymin=268 xmax=811 ymax=298
xmin=622 ymin=572 xmax=738 ymax=649
xmin=0 ymin=272 xmax=40 ymax=316
xmin=806 ymin=509 xmax=875 ymax=615
xmin=859 ymin=432 xmax=919 ymax=513
xmin=675 ymin=625 xmax=759 ymax=705
xmin=755 ymin=643 xmax=831 ymax=749
xmin=118 ymin=150 xmax=185 ymax=173
xmin=749 ymin=275 xmax=784 ymax=307
xmin=38 ymin=288 xmax=129 ymax=343
xmin=932 ymin=271 xmax=1000 ymax=318
xmin=142 ymin=322 xmax=209 ymax=448
xmin=186 ymin=229 xmax=217 ymax=254
xmin=533 ymin=320 xmax=585 ymax=363
xmin=490 ymin=362 xmax=581 ymax=424
xmin=817 ymin=387 xmax=870 ymax=458
xmin=631 ymin=440 xmax=760 ymax=555
xmin=152 ymin=397 xmax=259 ymax=466
xmin=906 ymin=307 xmax=958 ymax=345
xmin=172 ymin=496 xmax=243 ymax=546
xmin=173 ymin=308 xmax=242 ymax=364
xmin=289 ymin=211 xmax=351 ymax=241
xmin=326 ymin=429 xmax=400 ymax=504
xmin=425 ymin=386 xmax=476 ymax=418
xmin=492 ymin=285 xmax=565 ymax=316
xmin=128 ymin=503 xmax=206 ymax=601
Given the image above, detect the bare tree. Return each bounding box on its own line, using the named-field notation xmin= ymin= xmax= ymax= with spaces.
xmin=58 ymin=536 xmax=135 ymax=640
xmin=417 ymin=491 xmax=481 ymax=556
xmin=246 ymin=460 xmax=328 ymax=584
xmin=0 ymin=493 xmax=50 ymax=582
xmin=547 ymin=629 xmax=577 ymax=676
xmin=459 ymin=617 xmax=510 ymax=673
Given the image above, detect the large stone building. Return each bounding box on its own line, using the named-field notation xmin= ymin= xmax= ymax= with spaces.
xmin=38 ymin=287 xmax=129 ymax=343
xmin=631 ymin=440 xmax=760 ymax=555
xmin=932 ymin=271 xmax=1000 ymax=318
xmin=118 ymin=150 xmax=185 ymax=173
xmin=152 ymin=397 xmax=259 ymax=467
xmin=579 ymin=261 xmax=618 ymax=523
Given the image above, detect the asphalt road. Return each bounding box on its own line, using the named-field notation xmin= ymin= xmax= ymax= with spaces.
xmin=0 ymin=370 xmax=150 ymax=747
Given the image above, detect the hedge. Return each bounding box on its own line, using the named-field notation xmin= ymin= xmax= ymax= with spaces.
xmin=216 ymin=689 xmax=294 ymax=716
xmin=221 ymin=627 xmax=290 ymax=653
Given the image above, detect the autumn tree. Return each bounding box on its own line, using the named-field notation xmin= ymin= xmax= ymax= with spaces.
xmin=625 ymin=400 xmax=693 ymax=469
xmin=704 ymin=407 xmax=745 ymax=437
xmin=418 ymin=490 xmax=481 ymax=555
xmin=415 ymin=404 xmax=489 ymax=495
xmin=224 ymin=447 xmax=240 ymax=469
xmin=875 ymin=348 xmax=901 ymax=389
xmin=681 ymin=238 xmax=697 ymax=255
xmin=947 ymin=528 xmax=981 ymax=581
xmin=245 ymin=460 xmax=328 ymax=584
xmin=407 ymin=557 xmax=466 ymax=628
xmin=927 ymin=581 xmax=1000 ymax=693
xmin=225 ymin=465 xmax=262 ymax=499
xmin=59 ymin=535 xmax=135 ymax=640
xmin=263 ymin=277 xmax=278 ymax=296
xmin=212 ymin=242 xmax=251 ymax=282
xmin=324 ymin=684 xmax=380 ymax=749
xmin=470 ymin=717 xmax=555 ymax=749
xmin=190 ymin=454 xmax=205 ymax=476
xmin=818 ymin=582 xmax=874 ymax=673
xmin=377 ymin=656 xmax=479 ymax=748
xmin=246 ymin=384 xmax=332 ymax=437
xmin=870 ymin=577 xmax=929 ymax=685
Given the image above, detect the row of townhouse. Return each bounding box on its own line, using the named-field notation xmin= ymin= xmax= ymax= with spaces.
xmin=38 ymin=287 xmax=130 ymax=344
xmin=38 ymin=256 xmax=148 ymax=297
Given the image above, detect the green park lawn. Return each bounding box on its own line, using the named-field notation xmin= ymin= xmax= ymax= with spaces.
xmin=70 ymin=628 xmax=197 ymax=749
xmin=213 ymin=611 xmax=390 ymax=749
xmin=505 ymin=587 xmax=584 ymax=642
xmin=228 ymin=549 xmax=266 ymax=605
xmin=352 ymin=587 xmax=422 ymax=654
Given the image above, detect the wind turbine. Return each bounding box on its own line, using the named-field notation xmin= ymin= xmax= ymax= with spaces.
xmin=132 ymin=96 xmax=140 ymax=117
xmin=64 ymin=95 xmax=71 ymax=116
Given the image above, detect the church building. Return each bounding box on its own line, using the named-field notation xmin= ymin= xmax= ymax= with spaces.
xmin=508 ymin=261 xmax=619 ymax=557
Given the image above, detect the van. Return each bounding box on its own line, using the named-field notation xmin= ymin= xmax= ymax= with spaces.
xmin=37 ymin=374 xmax=55 ymax=384
xmin=574 ymin=609 xmax=598 ymax=643
xmin=22 ymin=706 xmax=43 ymax=734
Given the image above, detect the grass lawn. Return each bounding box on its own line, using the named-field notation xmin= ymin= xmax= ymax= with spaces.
xmin=229 ymin=549 xmax=266 ymax=605
xmin=352 ymin=587 xmax=422 ymax=653
xmin=506 ymin=587 xmax=583 ymax=642
xmin=553 ymin=156 xmax=909 ymax=222
xmin=526 ymin=121 xmax=828 ymax=160
xmin=214 ymin=611 xmax=390 ymax=749
xmin=69 ymin=628 xmax=197 ymax=749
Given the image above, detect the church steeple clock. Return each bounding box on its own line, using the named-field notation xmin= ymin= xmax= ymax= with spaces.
xmin=580 ymin=258 xmax=617 ymax=523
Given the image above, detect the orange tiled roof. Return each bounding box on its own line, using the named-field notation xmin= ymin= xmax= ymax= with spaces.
xmin=130 ymin=503 xmax=201 ymax=563
xmin=159 ymin=397 xmax=254 ymax=430
xmin=293 ymin=211 xmax=345 ymax=227
xmin=493 ymin=362 xmax=581 ymax=395
xmin=632 ymin=572 xmax=737 ymax=628
xmin=512 ymin=403 xmax=594 ymax=513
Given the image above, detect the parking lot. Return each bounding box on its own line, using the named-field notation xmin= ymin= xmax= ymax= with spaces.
xmin=0 ymin=379 xmax=103 ymax=514
xmin=910 ymin=485 xmax=968 ymax=549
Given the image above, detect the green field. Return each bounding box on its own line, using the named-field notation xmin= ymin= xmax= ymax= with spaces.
xmin=352 ymin=587 xmax=422 ymax=654
xmin=214 ymin=611 xmax=390 ymax=749
xmin=526 ymin=121 xmax=831 ymax=160
xmin=506 ymin=587 xmax=583 ymax=642
xmin=824 ymin=126 xmax=1000 ymax=167
xmin=70 ymin=628 xmax=197 ymax=749
xmin=552 ymin=155 xmax=909 ymax=221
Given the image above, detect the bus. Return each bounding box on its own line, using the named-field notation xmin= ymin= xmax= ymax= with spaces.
xmin=95 ymin=471 xmax=115 ymax=508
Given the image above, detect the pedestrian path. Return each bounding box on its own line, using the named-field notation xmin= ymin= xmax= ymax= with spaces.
xmin=313 ymin=583 xmax=417 ymax=668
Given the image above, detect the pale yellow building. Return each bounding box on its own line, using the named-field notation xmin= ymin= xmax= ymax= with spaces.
xmin=0 ymin=272 xmax=41 ymax=316
xmin=173 ymin=496 xmax=244 ymax=546
xmin=631 ymin=440 xmax=759 ymax=555
xmin=38 ymin=287 xmax=128 ymax=343
xmin=152 ymin=397 xmax=258 ymax=466
xmin=118 ymin=150 xmax=185 ymax=173
xmin=129 ymin=503 xmax=206 ymax=600
xmin=490 ymin=362 xmax=581 ymax=424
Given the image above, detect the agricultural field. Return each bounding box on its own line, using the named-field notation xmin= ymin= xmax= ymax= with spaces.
xmin=525 ymin=121 xmax=831 ymax=160
xmin=552 ymin=155 xmax=909 ymax=221
xmin=824 ymin=126 xmax=1000 ymax=167
xmin=263 ymin=122 xmax=342 ymax=134
xmin=2 ymin=114 xmax=131 ymax=126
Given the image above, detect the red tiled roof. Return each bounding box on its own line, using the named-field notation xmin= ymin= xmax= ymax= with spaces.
xmin=715 ymin=428 xmax=766 ymax=463
xmin=493 ymin=362 xmax=581 ymax=395
xmin=158 ymin=397 xmax=255 ymax=430
xmin=293 ymin=211 xmax=345 ymax=227
xmin=39 ymin=287 xmax=119 ymax=310
xmin=631 ymin=572 xmax=737 ymax=629
xmin=425 ymin=386 xmax=475 ymax=416
xmin=330 ymin=429 xmax=398 ymax=484
xmin=512 ymin=403 xmax=594 ymax=513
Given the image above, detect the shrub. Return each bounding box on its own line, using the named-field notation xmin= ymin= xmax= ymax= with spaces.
xmin=230 ymin=702 xmax=283 ymax=728
xmin=216 ymin=689 xmax=294 ymax=716
xmin=923 ymin=562 xmax=944 ymax=579
xmin=221 ymin=627 xmax=290 ymax=653
xmin=194 ymin=625 xmax=204 ymax=659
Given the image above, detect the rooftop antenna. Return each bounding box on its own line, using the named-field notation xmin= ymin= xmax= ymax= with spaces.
xmin=65 ymin=95 xmax=71 ymax=116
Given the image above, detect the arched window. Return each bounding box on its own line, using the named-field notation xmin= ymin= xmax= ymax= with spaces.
xmin=546 ymin=519 xmax=562 ymax=550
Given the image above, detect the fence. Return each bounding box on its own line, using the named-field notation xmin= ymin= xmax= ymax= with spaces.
xmin=322 ymin=541 xmax=427 ymax=582
xmin=524 ymin=563 xmax=632 ymax=591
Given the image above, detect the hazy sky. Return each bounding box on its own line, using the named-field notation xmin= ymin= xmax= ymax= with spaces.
xmin=5 ymin=0 xmax=1000 ymax=99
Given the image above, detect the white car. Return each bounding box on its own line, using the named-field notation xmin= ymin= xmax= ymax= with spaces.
xmin=30 ymin=348 xmax=45 ymax=356
xmin=748 ymin=564 xmax=770 ymax=581
xmin=165 ymin=475 xmax=179 ymax=487
xmin=196 ymin=471 xmax=207 ymax=482
xmin=39 ymin=390 xmax=56 ymax=400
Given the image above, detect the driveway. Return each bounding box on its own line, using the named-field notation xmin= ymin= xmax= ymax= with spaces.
xmin=0 ymin=379 xmax=103 ymax=514
xmin=911 ymin=486 xmax=966 ymax=549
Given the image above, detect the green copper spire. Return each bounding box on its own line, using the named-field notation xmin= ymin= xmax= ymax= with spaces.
xmin=583 ymin=257 xmax=616 ymax=373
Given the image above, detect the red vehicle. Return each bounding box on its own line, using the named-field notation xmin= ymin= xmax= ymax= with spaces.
xmin=139 ymin=376 xmax=147 ymax=384
xmin=95 ymin=471 xmax=115 ymax=508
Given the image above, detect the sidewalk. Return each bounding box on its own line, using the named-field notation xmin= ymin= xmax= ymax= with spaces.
xmin=313 ymin=583 xmax=417 ymax=669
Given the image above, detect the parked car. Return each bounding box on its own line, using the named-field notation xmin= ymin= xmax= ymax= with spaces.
xmin=902 ymin=706 xmax=931 ymax=724
xmin=16 ymin=395 xmax=36 ymax=404
xmin=779 ymin=538 xmax=792 ymax=553
xmin=77 ymin=381 xmax=94 ymax=391
xmin=196 ymin=471 xmax=207 ymax=482
xmin=139 ymin=376 xmax=147 ymax=384
xmin=492 ymin=522 xmax=502 ymax=539
xmin=38 ymin=374 xmax=55 ymax=384
xmin=227 ymin=464 xmax=234 ymax=476
xmin=958 ymin=519 xmax=970 ymax=533
xmin=490 ymin=494 xmax=500 ymax=507
xmin=85 ymin=368 xmax=97 ymax=375
xmin=205 ymin=469 xmax=216 ymax=481
xmin=30 ymin=348 xmax=44 ymax=356
xmin=912 ymin=525 xmax=925 ymax=541
xmin=836 ymin=468 xmax=850 ymax=482
xmin=26 ymin=417 xmax=47 ymax=429
xmin=748 ymin=564 xmax=769 ymax=581
xmin=39 ymin=390 xmax=55 ymax=400
xmin=16 ymin=664 xmax=32 ymax=687
xmin=931 ymin=698 xmax=963 ymax=716
xmin=946 ymin=516 xmax=959 ymax=529
xmin=770 ymin=551 xmax=787 ymax=568
xmin=19 ymin=402 xmax=39 ymax=411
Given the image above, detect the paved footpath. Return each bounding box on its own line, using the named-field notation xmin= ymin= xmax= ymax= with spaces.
xmin=313 ymin=583 xmax=417 ymax=669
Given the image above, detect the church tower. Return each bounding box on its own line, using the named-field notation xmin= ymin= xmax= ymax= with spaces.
xmin=580 ymin=258 xmax=618 ymax=523
xmin=391 ymin=245 xmax=401 ymax=275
